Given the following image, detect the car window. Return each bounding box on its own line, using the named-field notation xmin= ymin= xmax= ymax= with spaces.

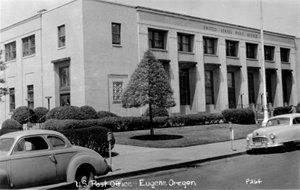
xmin=0 ymin=138 xmax=14 ymax=152
xmin=266 ymin=118 xmax=290 ymax=127
xmin=47 ymin=136 xmax=66 ymax=149
xmin=293 ymin=117 xmax=300 ymax=124
xmin=14 ymin=136 xmax=49 ymax=152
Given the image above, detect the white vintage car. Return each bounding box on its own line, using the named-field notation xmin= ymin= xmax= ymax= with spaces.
xmin=0 ymin=129 xmax=111 ymax=189
xmin=246 ymin=113 xmax=300 ymax=150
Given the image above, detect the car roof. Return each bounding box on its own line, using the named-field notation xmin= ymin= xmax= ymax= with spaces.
xmin=0 ymin=129 xmax=64 ymax=139
xmin=271 ymin=113 xmax=300 ymax=119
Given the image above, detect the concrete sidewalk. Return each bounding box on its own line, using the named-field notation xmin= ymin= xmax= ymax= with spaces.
xmin=101 ymin=139 xmax=247 ymax=179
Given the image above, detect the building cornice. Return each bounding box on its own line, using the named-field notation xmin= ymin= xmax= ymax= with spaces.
xmin=136 ymin=6 xmax=295 ymax=39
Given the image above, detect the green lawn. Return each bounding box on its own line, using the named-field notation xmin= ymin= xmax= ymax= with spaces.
xmin=114 ymin=123 xmax=260 ymax=148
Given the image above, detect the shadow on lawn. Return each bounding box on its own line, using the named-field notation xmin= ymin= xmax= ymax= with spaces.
xmin=131 ymin=134 xmax=184 ymax=141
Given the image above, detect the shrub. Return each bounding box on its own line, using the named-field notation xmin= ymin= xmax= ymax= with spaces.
xmin=61 ymin=126 xmax=115 ymax=154
xmin=11 ymin=106 xmax=33 ymax=124
xmin=97 ymin=111 xmax=119 ymax=119
xmin=79 ymin=105 xmax=98 ymax=120
xmin=0 ymin=119 xmax=23 ymax=135
xmin=46 ymin=106 xmax=80 ymax=120
xmin=34 ymin=107 xmax=49 ymax=123
xmin=222 ymin=108 xmax=255 ymax=124
xmin=46 ymin=107 xmax=63 ymax=120
xmin=273 ymin=106 xmax=292 ymax=116
xmin=143 ymin=105 xmax=169 ymax=117
xmin=41 ymin=119 xmax=115 ymax=154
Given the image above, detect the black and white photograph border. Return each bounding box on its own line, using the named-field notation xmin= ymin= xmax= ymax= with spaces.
xmin=1 ymin=0 xmax=300 ymax=189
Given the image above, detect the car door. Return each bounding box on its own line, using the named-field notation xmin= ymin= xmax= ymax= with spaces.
xmin=292 ymin=117 xmax=300 ymax=142
xmin=46 ymin=135 xmax=77 ymax=182
xmin=9 ymin=136 xmax=57 ymax=188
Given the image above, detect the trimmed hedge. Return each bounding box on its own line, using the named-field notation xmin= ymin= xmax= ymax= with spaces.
xmin=61 ymin=126 xmax=115 ymax=153
xmin=34 ymin=107 xmax=49 ymax=123
xmin=41 ymin=119 xmax=115 ymax=154
xmin=222 ymin=108 xmax=255 ymax=124
xmin=0 ymin=119 xmax=23 ymax=135
xmin=42 ymin=112 xmax=224 ymax=132
xmin=79 ymin=106 xmax=98 ymax=120
xmin=11 ymin=106 xmax=33 ymax=124
xmin=46 ymin=106 xmax=81 ymax=120
xmin=97 ymin=111 xmax=119 ymax=119
xmin=143 ymin=105 xmax=169 ymax=117
xmin=273 ymin=106 xmax=292 ymax=116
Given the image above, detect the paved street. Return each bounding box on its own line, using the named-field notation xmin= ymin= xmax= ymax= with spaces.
xmin=103 ymin=147 xmax=300 ymax=189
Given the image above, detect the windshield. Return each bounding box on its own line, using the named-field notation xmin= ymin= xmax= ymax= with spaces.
xmin=0 ymin=138 xmax=14 ymax=153
xmin=266 ymin=118 xmax=290 ymax=127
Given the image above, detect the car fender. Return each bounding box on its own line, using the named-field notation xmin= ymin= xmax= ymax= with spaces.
xmin=66 ymin=153 xmax=102 ymax=182
xmin=0 ymin=169 xmax=10 ymax=188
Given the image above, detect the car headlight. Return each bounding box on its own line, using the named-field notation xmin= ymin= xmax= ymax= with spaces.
xmin=269 ymin=133 xmax=276 ymax=140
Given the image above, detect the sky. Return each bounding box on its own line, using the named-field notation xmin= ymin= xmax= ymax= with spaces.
xmin=1 ymin=0 xmax=299 ymax=37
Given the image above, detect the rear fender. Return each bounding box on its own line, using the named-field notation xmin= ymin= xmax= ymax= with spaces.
xmin=66 ymin=154 xmax=100 ymax=182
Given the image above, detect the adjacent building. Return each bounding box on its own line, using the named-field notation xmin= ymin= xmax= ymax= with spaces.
xmin=1 ymin=0 xmax=299 ymax=124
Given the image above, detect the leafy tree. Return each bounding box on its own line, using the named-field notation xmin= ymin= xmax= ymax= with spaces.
xmin=0 ymin=50 xmax=9 ymax=101
xmin=122 ymin=50 xmax=175 ymax=135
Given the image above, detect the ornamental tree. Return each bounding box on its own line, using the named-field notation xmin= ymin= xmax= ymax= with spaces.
xmin=122 ymin=50 xmax=175 ymax=135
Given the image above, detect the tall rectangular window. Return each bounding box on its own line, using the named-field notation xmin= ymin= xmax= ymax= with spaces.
xmin=58 ymin=25 xmax=66 ymax=48
xmin=59 ymin=66 xmax=70 ymax=106
xmin=264 ymin=46 xmax=275 ymax=61
xmin=280 ymin=48 xmax=290 ymax=62
xmin=248 ymin=72 xmax=255 ymax=104
xmin=22 ymin=35 xmax=35 ymax=57
xmin=246 ymin=43 xmax=257 ymax=59
xmin=112 ymin=23 xmax=121 ymax=45
xmin=9 ymin=88 xmax=15 ymax=112
xmin=178 ymin=33 xmax=193 ymax=52
xmin=148 ymin=29 xmax=166 ymax=49
xmin=5 ymin=41 xmax=16 ymax=61
xmin=179 ymin=69 xmax=190 ymax=105
xmin=227 ymin=72 xmax=236 ymax=108
xmin=226 ymin=40 xmax=238 ymax=57
xmin=205 ymin=71 xmax=214 ymax=104
xmin=203 ymin=37 xmax=217 ymax=55
xmin=113 ymin=81 xmax=123 ymax=103
xmin=27 ymin=85 xmax=34 ymax=109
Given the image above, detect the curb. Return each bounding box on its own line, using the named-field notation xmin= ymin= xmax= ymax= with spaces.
xmin=97 ymin=151 xmax=246 ymax=181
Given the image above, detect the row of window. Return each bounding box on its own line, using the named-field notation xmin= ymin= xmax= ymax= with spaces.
xmin=5 ymin=35 xmax=36 ymax=61
xmin=148 ymin=29 xmax=291 ymax=62
xmin=9 ymin=85 xmax=33 ymax=112
xmin=8 ymin=65 xmax=71 ymax=112
xmin=4 ymin=25 xmax=66 ymax=62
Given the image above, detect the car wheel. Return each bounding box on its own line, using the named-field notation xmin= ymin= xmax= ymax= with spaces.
xmin=76 ymin=168 xmax=95 ymax=190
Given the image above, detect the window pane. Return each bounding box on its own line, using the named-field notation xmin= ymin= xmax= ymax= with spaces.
xmin=59 ymin=67 xmax=70 ymax=89
xmin=9 ymin=88 xmax=15 ymax=112
xmin=60 ymin=93 xmax=70 ymax=106
xmin=179 ymin=69 xmax=190 ymax=105
xmin=27 ymin=85 xmax=34 ymax=109
xmin=47 ymin=136 xmax=65 ymax=148
xmin=112 ymin=23 xmax=121 ymax=45
xmin=205 ymin=71 xmax=214 ymax=104
xmin=113 ymin=81 xmax=123 ymax=103
xmin=22 ymin=35 xmax=35 ymax=57
xmin=58 ymin=25 xmax=66 ymax=47
xmin=149 ymin=29 xmax=165 ymax=49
